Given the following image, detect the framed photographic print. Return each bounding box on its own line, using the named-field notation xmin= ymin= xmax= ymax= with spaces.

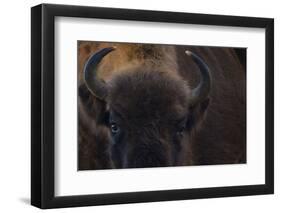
xmin=31 ymin=3 xmax=274 ymax=209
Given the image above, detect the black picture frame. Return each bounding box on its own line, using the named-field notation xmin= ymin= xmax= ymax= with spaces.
xmin=31 ymin=3 xmax=274 ymax=209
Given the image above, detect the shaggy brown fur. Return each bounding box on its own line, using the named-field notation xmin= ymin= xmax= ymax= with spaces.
xmin=176 ymin=46 xmax=246 ymax=164
xmin=78 ymin=41 xmax=246 ymax=169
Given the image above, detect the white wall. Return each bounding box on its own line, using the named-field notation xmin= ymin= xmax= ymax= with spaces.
xmin=0 ymin=0 xmax=279 ymax=212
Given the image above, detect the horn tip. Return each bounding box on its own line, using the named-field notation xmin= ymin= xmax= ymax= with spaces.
xmin=185 ymin=50 xmax=192 ymax=56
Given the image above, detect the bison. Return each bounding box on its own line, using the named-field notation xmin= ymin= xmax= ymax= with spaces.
xmin=78 ymin=42 xmax=246 ymax=169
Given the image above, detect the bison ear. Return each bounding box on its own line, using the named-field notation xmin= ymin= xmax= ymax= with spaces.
xmin=186 ymin=98 xmax=210 ymax=131
xmin=94 ymin=99 xmax=109 ymax=126
xmin=79 ymin=83 xmax=109 ymax=126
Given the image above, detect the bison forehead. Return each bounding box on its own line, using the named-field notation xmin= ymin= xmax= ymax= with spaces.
xmin=107 ymin=69 xmax=190 ymax=121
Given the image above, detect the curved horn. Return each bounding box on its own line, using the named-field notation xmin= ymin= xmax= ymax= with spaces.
xmin=83 ymin=47 xmax=116 ymax=100
xmin=185 ymin=50 xmax=212 ymax=106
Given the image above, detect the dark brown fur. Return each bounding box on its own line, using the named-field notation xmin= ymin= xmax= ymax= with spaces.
xmin=78 ymin=41 xmax=246 ymax=169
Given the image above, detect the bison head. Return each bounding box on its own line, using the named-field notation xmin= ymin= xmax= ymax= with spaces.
xmin=83 ymin=47 xmax=211 ymax=168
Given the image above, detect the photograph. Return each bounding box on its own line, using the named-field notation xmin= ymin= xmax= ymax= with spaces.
xmin=78 ymin=41 xmax=246 ymax=170
xmin=30 ymin=3 xmax=274 ymax=208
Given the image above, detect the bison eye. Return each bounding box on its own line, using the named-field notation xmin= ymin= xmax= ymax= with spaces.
xmin=111 ymin=123 xmax=119 ymax=134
